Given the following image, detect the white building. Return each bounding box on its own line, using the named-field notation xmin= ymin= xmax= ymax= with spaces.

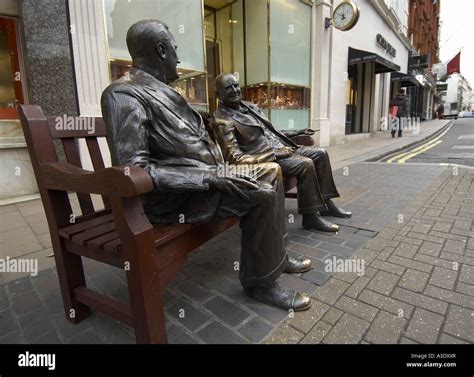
xmin=312 ymin=0 xmax=413 ymax=146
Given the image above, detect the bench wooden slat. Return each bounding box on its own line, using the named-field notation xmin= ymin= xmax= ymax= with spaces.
xmin=59 ymin=213 xmax=114 ymax=239
xmin=62 ymin=138 xmax=95 ymax=215
xmin=85 ymin=137 xmax=111 ymax=208
xmin=71 ymin=222 xmax=117 ymax=246
xmin=87 ymin=231 xmax=120 ymax=249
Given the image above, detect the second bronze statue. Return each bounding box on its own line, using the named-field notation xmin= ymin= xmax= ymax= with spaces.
xmin=213 ymin=73 xmax=352 ymax=233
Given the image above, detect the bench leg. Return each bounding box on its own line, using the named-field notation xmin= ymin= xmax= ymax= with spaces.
xmin=53 ymin=239 xmax=91 ymax=324
xmin=112 ymin=197 xmax=168 ymax=344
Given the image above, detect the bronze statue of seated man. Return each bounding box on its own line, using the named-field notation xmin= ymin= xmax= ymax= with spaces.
xmin=213 ymin=73 xmax=352 ymax=233
xmin=101 ymin=20 xmax=313 ymax=312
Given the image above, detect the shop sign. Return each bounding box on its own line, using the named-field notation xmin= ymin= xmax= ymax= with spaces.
xmin=408 ymin=54 xmax=430 ymax=71
xmin=376 ymin=33 xmax=396 ymax=58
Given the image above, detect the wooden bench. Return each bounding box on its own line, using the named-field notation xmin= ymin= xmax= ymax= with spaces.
xmin=19 ymin=104 xmax=312 ymax=344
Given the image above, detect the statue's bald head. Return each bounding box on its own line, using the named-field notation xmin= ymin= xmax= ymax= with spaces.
xmin=126 ymin=19 xmax=170 ymax=61
xmin=215 ymin=73 xmax=241 ymax=109
xmin=125 ymin=19 xmax=180 ymax=84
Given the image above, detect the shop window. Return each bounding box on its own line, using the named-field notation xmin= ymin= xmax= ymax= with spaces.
xmin=242 ymin=0 xmax=311 ymax=130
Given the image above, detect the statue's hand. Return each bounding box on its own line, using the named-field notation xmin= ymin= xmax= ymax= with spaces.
xmin=300 ymin=128 xmax=316 ymax=136
xmin=275 ymin=146 xmax=295 ymax=159
xmin=206 ymin=176 xmax=255 ymax=200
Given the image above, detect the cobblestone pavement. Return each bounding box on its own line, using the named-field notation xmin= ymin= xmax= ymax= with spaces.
xmin=265 ymin=165 xmax=474 ymax=344
xmin=1 ymin=162 xmax=472 ymax=344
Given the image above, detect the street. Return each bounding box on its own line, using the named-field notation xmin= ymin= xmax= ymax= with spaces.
xmin=383 ymin=118 xmax=474 ymax=167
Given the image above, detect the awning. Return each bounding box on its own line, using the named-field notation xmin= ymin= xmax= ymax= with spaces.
xmin=348 ymin=47 xmax=400 ymax=74
xmin=391 ymin=72 xmax=421 ymax=87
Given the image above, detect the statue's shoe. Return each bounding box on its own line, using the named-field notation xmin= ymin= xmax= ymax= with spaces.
xmin=285 ymin=256 xmax=312 ymax=274
xmin=302 ymin=213 xmax=339 ymax=233
xmin=244 ymin=283 xmax=311 ymax=312
xmin=320 ymin=199 xmax=352 ymax=219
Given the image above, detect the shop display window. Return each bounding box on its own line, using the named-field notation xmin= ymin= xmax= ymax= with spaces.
xmin=243 ymin=83 xmax=310 ymax=110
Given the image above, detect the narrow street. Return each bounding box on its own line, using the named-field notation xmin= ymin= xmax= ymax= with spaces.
xmin=383 ymin=118 xmax=474 ymax=167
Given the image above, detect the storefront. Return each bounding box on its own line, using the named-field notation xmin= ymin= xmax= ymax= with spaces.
xmin=327 ymin=0 xmax=411 ymax=146
xmin=100 ymin=0 xmax=312 ymax=130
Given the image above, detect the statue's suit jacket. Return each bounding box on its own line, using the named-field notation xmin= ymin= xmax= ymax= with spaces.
xmin=214 ymin=101 xmax=298 ymax=165
xmin=101 ymin=67 xmax=225 ymax=224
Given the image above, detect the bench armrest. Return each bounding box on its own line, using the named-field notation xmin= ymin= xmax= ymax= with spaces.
xmin=41 ymin=162 xmax=153 ymax=197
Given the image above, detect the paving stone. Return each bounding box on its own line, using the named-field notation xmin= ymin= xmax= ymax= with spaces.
xmin=288 ymin=235 xmax=321 ymax=248
xmin=354 ymin=248 xmax=378 ymax=266
xmin=388 ymin=255 xmax=433 ymax=274
xmin=319 ymin=306 xmax=343 ymax=326
xmin=443 ymin=305 xmax=474 ymax=342
xmin=11 ymin=290 xmax=42 ymax=316
xmin=289 ymin=243 xmax=329 ymax=260
xmin=399 ymin=336 xmax=418 ymax=344
xmin=334 ymin=295 xmax=378 ymax=322
xmin=33 ymin=273 xmax=60 ymax=296
xmin=53 ymin=314 xmax=94 ymax=340
xmin=204 ymin=277 xmax=245 ymax=303
xmin=455 ymin=282 xmax=474 ymax=298
xmin=443 ymin=239 xmax=466 ymax=255
xmin=300 ymin=321 xmax=332 ymax=344
xmin=419 ymin=241 xmax=443 ymax=257
xmin=429 ymin=266 xmax=457 ymax=290
xmin=393 ymin=235 xmax=423 ymax=247
xmin=287 ymin=299 xmax=329 ymax=333
xmin=398 ymin=269 xmax=429 ymax=293
xmin=197 ymin=321 xmax=247 ymax=344
xmin=203 ymin=296 xmax=249 ymax=327
xmin=32 ymin=331 xmax=63 ymax=344
xmin=167 ymin=300 xmax=211 ymax=332
xmin=312 ymin=278 xmax=349 ymax=305
xmin=167 ymin=324 xmax=199 ymax=344
xmin=364 ymin=311 xmax=406 ymax=344
xmin=6 ymin=277 xmax=33 ymax=295
xmin=317 ymin=242 xmax=357 ymax=258
xmin=439 ymin=333 xmax=468 ymax=344
xmin=459 ymin=264 xmax=474 ymax=285
xmin=43 ymin=293 xmax=64 ymax=315
xmin=244 ymin=302 xmax=288 ymax=325
xmin=405 ymin=308 xmax=443 ymax=344
xmin=67 ymin=328 xmax=105 ymax=344
xmin=0 ymin=309 xmax=19 ymax=336
xmin=264 ymin=323 xmax=304 ymax=344
xmin=392 ymin=287 xmax=448 ymax=315
xmin=358 ymin=290 xmax=413 ymax=319
xmin=366 ymin=271 xmax=399 ymax=295
xmin=175 ymin=280 xmax=215 ymax=304
xmin=370 ymin=260 xmax=405 ymax=276
xmin=393 ymin=243 xmax=419 ymax=259
xmin=238 ymin=317 xmax=273 ymax=343
xmin=424 ymin=284 xmax=474 ymax=310
xmin=299 ymin=269 xmax=331 ymax=286
xmin=323 ymin=313 xmax=370 ymax=344
xmin=345 ymin=276 xmax=370 ymax=299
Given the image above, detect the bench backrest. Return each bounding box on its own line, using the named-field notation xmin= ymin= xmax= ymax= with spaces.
xmin=19 ymin=105 xmax=110 ymax=230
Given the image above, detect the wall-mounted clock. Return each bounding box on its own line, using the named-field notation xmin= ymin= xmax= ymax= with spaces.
xmin=325 ymin=1 xmax=360 ymax=31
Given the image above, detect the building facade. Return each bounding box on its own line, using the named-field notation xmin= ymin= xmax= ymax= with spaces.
xmin=1 ymin=0 xmax=443 ymax=201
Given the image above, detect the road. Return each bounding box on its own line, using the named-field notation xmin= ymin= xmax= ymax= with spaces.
xmin=383 ymin=118 xmax=474 ymax=167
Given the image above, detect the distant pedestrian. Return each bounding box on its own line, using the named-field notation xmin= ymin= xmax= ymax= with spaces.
xmin=437 ymin=103 xmax=444 ymax=119
xmin=391 ymin=88 xmax=410 ymax=138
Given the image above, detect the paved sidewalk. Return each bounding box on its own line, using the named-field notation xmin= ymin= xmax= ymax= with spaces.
xmin=265 ymin=166 xmax=474 ymax=344
xmin=327 ymin=119 xmax=451 ymax=170
xmin=2 ymin=161 xmax=466 ymax=344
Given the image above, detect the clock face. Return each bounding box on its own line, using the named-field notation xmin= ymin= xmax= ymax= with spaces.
xmin=333 ymin=1 xmax=359 ymax=31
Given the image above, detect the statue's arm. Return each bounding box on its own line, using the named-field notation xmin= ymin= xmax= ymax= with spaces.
xmin=214 ymin=121 xmax=276 ymax=164
xmin=101 ymin=89 xmax=211 ymax=192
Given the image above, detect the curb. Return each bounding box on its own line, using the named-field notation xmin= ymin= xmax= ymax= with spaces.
xmin=363 ymin=119 xmax=455 ymax=163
